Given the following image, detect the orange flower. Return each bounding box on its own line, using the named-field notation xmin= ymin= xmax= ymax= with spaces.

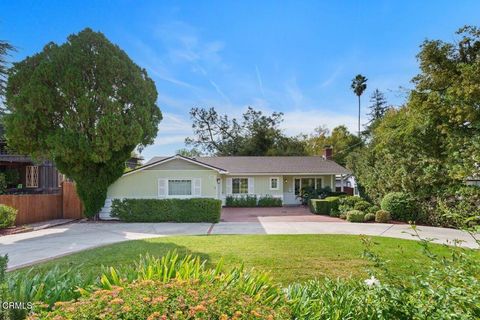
xmin=152 ymin=296 xmax=167 ymax=304
xmin=111 ymin=298 xmax=124 ymax=305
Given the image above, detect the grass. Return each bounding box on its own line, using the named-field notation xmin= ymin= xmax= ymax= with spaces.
xmin=11 ymin=234 xmax=477 ymax=284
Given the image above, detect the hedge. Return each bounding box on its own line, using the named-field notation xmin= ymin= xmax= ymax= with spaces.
xmin=309 ymin=197 xmax=341 ymax=215
xmin=110 ymin=198 xmax=221 ymax=223
xmin=225 ymin=195 xmax=282 ymax=207
xmin=258 ymin=196 xmax=283 ymax=207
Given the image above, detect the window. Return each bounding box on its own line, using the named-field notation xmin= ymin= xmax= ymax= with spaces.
xmin=168 ymin=179 xmax=192 ymax=196
xmin=26 ymin=165 xmax=39 ymax=188
xmin=232 ymin=178 xmax=248 ymax=194
xmin=294 ymin=177 xmax=323 ymax=195
xmin=270 ymin=177 xmax=280 ymax=190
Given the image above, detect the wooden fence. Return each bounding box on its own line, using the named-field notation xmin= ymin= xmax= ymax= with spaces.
xmin=0 ymin=181 xmax=84 ymax=225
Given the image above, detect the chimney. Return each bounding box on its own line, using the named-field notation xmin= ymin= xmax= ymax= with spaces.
xmin=323 ymin=146 xmax=333 ymax=160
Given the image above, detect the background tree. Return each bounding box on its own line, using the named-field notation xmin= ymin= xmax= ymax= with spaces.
xmin=368 ymin=89 xmax=389 ymax=122
xmin=306 ymin=125 xmax=362 ymax=166
xmin=0 ymin=40 xmax=14 ymax=100
xmin=351 ymin=74 xmax=368 ymax=137
xmin=348 ymin=26 xmax=480 ymax=206
xmin=176 ymin=148 xmax=202 ymax=158
xmin=5 ymin=28 xmax=162 ymax=218
xmin=186 ymin=106 xmax=307 ymax=156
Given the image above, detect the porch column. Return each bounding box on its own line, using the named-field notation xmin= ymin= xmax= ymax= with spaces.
xmin=340 ymin=175 xmax=345 ymax=192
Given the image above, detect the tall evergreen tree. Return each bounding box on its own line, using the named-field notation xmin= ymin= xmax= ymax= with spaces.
xmin=368 ymin=89 xmax=389 ymax=122
xmin=5 ymin=28 xmax=162 ymax=218
xmin=0 ymin=40 xmax=14 ymax=100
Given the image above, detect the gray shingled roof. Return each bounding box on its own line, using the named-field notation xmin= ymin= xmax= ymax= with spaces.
xmin=146 ymin=156 xmax=351 ymax=175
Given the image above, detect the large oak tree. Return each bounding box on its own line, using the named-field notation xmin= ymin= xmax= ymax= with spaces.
xmin=5 ymin=28 xmax=162 ymax=218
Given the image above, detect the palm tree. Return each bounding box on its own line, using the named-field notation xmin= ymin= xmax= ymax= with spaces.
xmin=351 ymin=74 xmax=367 ymax=137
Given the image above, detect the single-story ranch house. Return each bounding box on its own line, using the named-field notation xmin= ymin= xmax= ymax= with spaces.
xmin=100 ymin=153 xmax=351 ymax=219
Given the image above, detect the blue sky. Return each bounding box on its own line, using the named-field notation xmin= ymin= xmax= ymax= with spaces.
xmin=2 ymin=0 xmax=480 ymax=160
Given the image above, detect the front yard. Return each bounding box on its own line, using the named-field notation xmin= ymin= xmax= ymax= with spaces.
xmin=11 ymin=234 xmax=475 ymax=284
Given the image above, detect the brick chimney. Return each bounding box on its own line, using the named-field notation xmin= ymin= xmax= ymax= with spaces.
xmin=323 ymin=146 xmax=333 ymax=160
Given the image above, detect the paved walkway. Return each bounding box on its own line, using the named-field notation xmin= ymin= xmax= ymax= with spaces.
xmin=0 ymin=221 xmax=477 ymax=270
xmin=221 ymin=206 xmax=344 ymax=222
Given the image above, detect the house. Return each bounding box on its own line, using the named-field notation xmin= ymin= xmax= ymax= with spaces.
xmin=0 ymin=125 xmax=62 ymax=194
xmin=100 ymin=151 xmax=351 ymax=219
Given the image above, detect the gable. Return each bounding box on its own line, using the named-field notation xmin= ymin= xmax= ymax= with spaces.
xmin=145 ymin=158 xmax=214 ymax=171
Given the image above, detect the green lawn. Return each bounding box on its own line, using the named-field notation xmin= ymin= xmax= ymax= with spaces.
xmin=13 ymin=234 xmax=476 ymax=284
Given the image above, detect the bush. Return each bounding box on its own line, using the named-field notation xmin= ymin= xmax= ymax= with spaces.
xmin=309 ymin=199 xmax=330 ymax=214
xmin=325 ymin=196 xmax=341 ymax=216
xmin=375 ymin=210 xmax=391 ymax=223
xmin=110 ymin=198 xmax=221 ymax=223
xmin=364 ymin=213 xmax=376 ymax=222
xmin=258 ymin=196 xmax=282 ymax=207
xmin=0 ymin=173 xmax=6 ymax=195
xmin=0 ymin=204 xmax=17 ymax=228
xmin=423 ymin=186 xmax=480 ymax=228
xmin=339 ymin=212 xmax=347 ymax=219
xmin=29 ymin=252 xmax=290 ymax=320
xmin=338 ymin=196 xmax=364 ymax=214
xmin=381 ymin=192 xmax=417 ymax=221
xmin=354 ymin=199 xmax=372 ymax=212
xmin=346 ymin=210 xmax=365 ymax=222
xmin=4 ymin=169 xmax=20 ymax=186
xmin=225 ymin=195 xmax=257 ymax=207
xmin=367 ymin=204 xmax=380 ymax=214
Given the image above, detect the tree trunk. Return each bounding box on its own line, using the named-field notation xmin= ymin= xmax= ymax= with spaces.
xmin=358 ymin=95 xmax=361 ymax=137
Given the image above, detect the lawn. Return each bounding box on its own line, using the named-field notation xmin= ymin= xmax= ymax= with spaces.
xmin=12 ymin=234 xmax=475 ymax=284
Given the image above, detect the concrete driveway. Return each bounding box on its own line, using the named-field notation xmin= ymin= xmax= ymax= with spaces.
xmin=221 ymin=206 xmax=344 ymax=222
xmin=0 ymin=220 xmax=478 ymax=270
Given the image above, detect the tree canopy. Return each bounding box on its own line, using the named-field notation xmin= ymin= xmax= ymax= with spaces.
xmin=185 ymin=106 xmax=307 ymax=156
xmin=306 ymin=125 xmax=362 ymax=166
xmin=0 ymin=40 xmax=14 ymax=100
xmin=5 ymin=28 xmax=162 ymax=218
xmin=348 ymin=26 xmax=480 ymax=203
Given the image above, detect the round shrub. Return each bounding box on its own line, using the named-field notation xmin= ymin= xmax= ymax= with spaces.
xmin=364 ymin=213 xmax=376 ymax=222
xmin=346 ymin=210 xmax=365 ymax=223
xmin=354 ymin=200 xmax=371 ymax=212
xmin=338 ymin=196 xmax=364 ymax=214
xmin=0 ymin=204 xmax=17 ymax=228
xmin=375 ymin=210 xmax=391 ymax=223
xmin=367 ymin=205 xmax=380 ymax=214
xmin=30 ymin=279 xmax=290 ymax=319
xmin=339 ymin=212 xmax=347 ymax=219
xmin=380 ymin=192 xmax=416 ymax=221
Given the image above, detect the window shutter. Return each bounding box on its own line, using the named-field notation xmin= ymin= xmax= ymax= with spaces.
xmin=226 ymin=178 xmax=232 ymax=194
xmin=248 ymin=177 xmax=254 ymax=194
xmin=193 ymin=178 xmax=201 ymax=197
xmin=158 ymin=179 xmax=167 ymax=198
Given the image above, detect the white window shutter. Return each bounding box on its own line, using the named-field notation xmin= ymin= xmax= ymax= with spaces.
xmin=158 ymin=179 xmax=167 ymax=198
xmin=193 ymin=178 xmax=201 ymax=197
xmin=226 ymin=178 xmax=232 ymax=194
xmin=248 ymin=177 xmax=254 ymax=194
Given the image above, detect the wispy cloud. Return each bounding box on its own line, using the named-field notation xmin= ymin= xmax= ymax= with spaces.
xmin=255 ymin=65 xmax=265 ymax=97
xmin=209 ymin=80 xmax=231 ymax=105
xmin=319 ymin=65 xmax=343 ymax=88
xmin=285 ymin=77 xmax=305 ymax=108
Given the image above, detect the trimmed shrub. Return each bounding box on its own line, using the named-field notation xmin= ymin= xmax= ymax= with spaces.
xmin=338 ymin=196 xmax=364 ymax=214
xmin=110 ymin=198 xmax=221 ymax=223
xmin=364 ymin=213 xmax=376 ymax=222
xmin=339 ymin=212 xmax=347 ymax=219
xmin=309 ymin=199 xmax=330 ymax=214
xmin=375 ymin=210 xmax=391 ymax=223
xmin=258 ymin=196 xmax=282 ymax=207
xmin=354 ymin=199 xmax=372 ymax=212
xmin=346 ymin=210 xmax=365 ymax=222
xmin=381 ymin=192 xmax=417 ymax=221
xmin=0 ymin=204 xmax=17 ymax=228
xmin=367 ymin=204 xmax=380 ymax=214
xmin=325 ymin=196 xmax=341 ymax=216
xmin=225 ymin=195 xmax=257 ymax=207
